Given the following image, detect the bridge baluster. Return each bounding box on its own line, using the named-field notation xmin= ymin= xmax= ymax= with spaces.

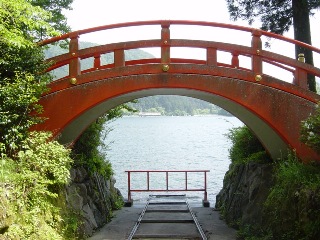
xmin=251 ymin=29 xmax=263 ymax=79
xmin=161 ymin=21 xmax=170 ymax=64
xmin=294 ymin=69 xmax=308 ymax=89
xmin=231 ymin=52 xmax=239 ymax=68
xmin=207 ymin=48 xmax=217 ymax=66
xmin=69 ymin=34 xmax=80 ymax=84
xmin=94 ymin=54 xmax=101 ymax=70
xmin=293 ymin=53 xmax=308 ymax=89
xmin=114 ymin=49 xmax=125 ymax=67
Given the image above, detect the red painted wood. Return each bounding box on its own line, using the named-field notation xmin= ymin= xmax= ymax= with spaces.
xmin=34 ymin=20 xmax=320 ymax=163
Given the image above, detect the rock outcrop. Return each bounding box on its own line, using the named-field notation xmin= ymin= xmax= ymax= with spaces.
xmin=66 ymin=166 xmax=123 ymax=238
xmin=215 ymin=162 xmax=273 ymax=229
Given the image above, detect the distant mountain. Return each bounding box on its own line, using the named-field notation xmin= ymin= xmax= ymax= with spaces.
xmin=127 ymin=95 xmax=232 ymax=116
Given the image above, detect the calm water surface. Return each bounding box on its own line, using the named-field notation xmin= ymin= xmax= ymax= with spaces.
xmin=101 ymin=115 xmax=243 ymax=205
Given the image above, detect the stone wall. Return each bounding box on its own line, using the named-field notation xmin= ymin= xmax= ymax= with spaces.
xmin=215 ymin=162 xmax=274 ymax=230
xmin=66 ymin=166 xmax=123 ymax=238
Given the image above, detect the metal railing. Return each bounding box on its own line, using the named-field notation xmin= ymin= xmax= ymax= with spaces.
xmin=125 ymin=170 xmax=210 ymax=204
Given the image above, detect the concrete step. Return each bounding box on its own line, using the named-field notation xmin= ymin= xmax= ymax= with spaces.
xmin=146 ymin=204 xmax=189 ymax=212
xmin=142 ymin=212 xmax=194 ymax=222
xmin=134 ymin=222 xmax=201 ymax=239
xmin=129 ymin=195 xmax=205 ymax=239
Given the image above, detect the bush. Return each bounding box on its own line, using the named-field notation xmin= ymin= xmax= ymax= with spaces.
xmin=0 ymin=131 xmax=73 ymax=239
xmin=223 ymin=116 xmax=320 ymax=240
xmin=300 ymin=103 xmax=320 ymax=153
xmin=72 ymin=116 xmax=113 ymax=178
xmin=227 ymin=126 xmax=270 ymax=164
xmin=264 ymin=153 xmax=320 ymax=239
xmin=71 ymin=105 xmax=136 ymax=179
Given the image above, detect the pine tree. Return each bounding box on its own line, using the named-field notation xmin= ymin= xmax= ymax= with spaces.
xmin=226 ymin=0 xmax=320 ymax=92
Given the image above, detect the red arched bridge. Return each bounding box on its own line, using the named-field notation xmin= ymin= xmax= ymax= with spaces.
xmin=34 ymin=20 xmax=320 ymax=162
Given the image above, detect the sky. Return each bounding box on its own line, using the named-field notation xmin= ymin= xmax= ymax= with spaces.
xmin=64 ymin=0 xmax=320 ymax=43
xmin=65 ymin=0 xmax=236 ymax=29
xmin=63 ymin=0 xmax=320 ymax=81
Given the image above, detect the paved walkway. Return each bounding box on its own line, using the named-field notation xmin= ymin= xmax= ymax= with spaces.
xmin=88 ymin=202 xmax=237 ymax=240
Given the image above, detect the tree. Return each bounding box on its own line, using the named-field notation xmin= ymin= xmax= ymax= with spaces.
xmin=226 ymin=0 xmax=320 ymax=92
xmin=30 ymin=0 xmax=74 ymax=36
xmin=0 ymin=0 xmax=60 ymax=156
xmin=0 ymin=0 xmax=73 ymax=156
xmin=0 ymin=0 xmax=58 ymax=46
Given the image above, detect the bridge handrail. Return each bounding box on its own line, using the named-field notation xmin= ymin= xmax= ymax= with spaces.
xmin=39 ymin=20 xmax=320 ymax=55
xmin=125 ymin=170 xmax=210 ymax=203
xmin=40 ymin=20 xmax=320 ymax=93
xmin=45 ymin=39 xmax=320 ymax=78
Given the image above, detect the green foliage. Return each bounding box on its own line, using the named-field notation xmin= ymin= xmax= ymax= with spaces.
xmin=264 ymin=153 xmax=320 ymax=239
xmin=237 ymin=224 xmax=273 ymax=240
xmin=112 ymin=193 xmax=125 ymax=210
xmin=226 ymin=0 xmax=320 ymax=35
xmin=0 ymin=0 xmax=58 ymax=157
xmin=18 ymin=132 xmax=72 ymax=184
xmin=226 ymin=126 xmax=270 ymax=164
xmin=0 ymin=132 xmax=72 ymax=239
xmin=0 ymin=0 xmax=58 ymax=46
xmin=72 ymin=104 xmax=135 ymax=179
xmin=30 ymin=0 xmax=74 ymax=36
xmin=300 ymin=103 xmax=320 ymax=153
xmin=72 ymin=116 xmax=113 ymax=178
xmin=225 ymin=125 xmax=320 ymax=239
xmin=0 ymin=71 xmax=49 ymax=155
xmin=222 ymin=115 xmax=320 ymax=239
xmin=0 ymin=1 xmax=79 ymax=239
xmin=107 ymin=103 xmax=138 ymax=119
xmin=56 ymin=197 xmax=83 ymax=240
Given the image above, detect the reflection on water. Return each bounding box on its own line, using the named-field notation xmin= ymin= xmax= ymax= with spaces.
xmin=100 ymin=115 xmax=243 ymax=205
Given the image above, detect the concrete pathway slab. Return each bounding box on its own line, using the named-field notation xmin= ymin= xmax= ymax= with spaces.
xmin=135 ymin=222 xmax=199 ymax=237
xmin=88 ymin=204 xmax=237 ymax=240
xmin=143 ymin=212 xmax=193 ymax=221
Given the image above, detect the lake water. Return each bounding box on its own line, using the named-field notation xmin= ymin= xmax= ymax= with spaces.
xmin=100 ymin=115 xmax=243 ymax=206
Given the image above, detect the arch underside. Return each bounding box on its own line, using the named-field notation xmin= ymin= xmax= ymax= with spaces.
xmin=38 ymin=73 xmax=319 ymax=162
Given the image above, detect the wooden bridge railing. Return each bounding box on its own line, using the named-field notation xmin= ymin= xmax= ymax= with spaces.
xmin=125 ymin=170 xmax=210 ymax=207
xmin=39 ymin=20 xmax=320 ymax=93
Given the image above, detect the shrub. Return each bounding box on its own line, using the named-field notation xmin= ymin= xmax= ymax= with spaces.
xmin=227 ymin=126 xmax=270 ymax=164
xmin=300 ymin=103 xmax=320 ymax=154
xmin=264 ymin=153 xmax=320 ymax=239
xmin=71 ymin=104 xmax=136 ymax=179
xmin=72 ymin=116 xmax=113 ymax=178
xmin=0 ymin=131 xmax=73 ymax=239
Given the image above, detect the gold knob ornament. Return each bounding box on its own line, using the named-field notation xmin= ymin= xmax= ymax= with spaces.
xmin=255 ymin=74 xmax=262 ymax=82
xmin=70 ymin=77 xmax=77 ymax=85
xmin=298 ymin=53 xmax=305 ymax=63
xmin=162 ymin=64 xmax=169 ymax=72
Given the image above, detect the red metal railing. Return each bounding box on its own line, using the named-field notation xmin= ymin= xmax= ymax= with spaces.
xmin=125 ymin=170 xmax=210 ymax=203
